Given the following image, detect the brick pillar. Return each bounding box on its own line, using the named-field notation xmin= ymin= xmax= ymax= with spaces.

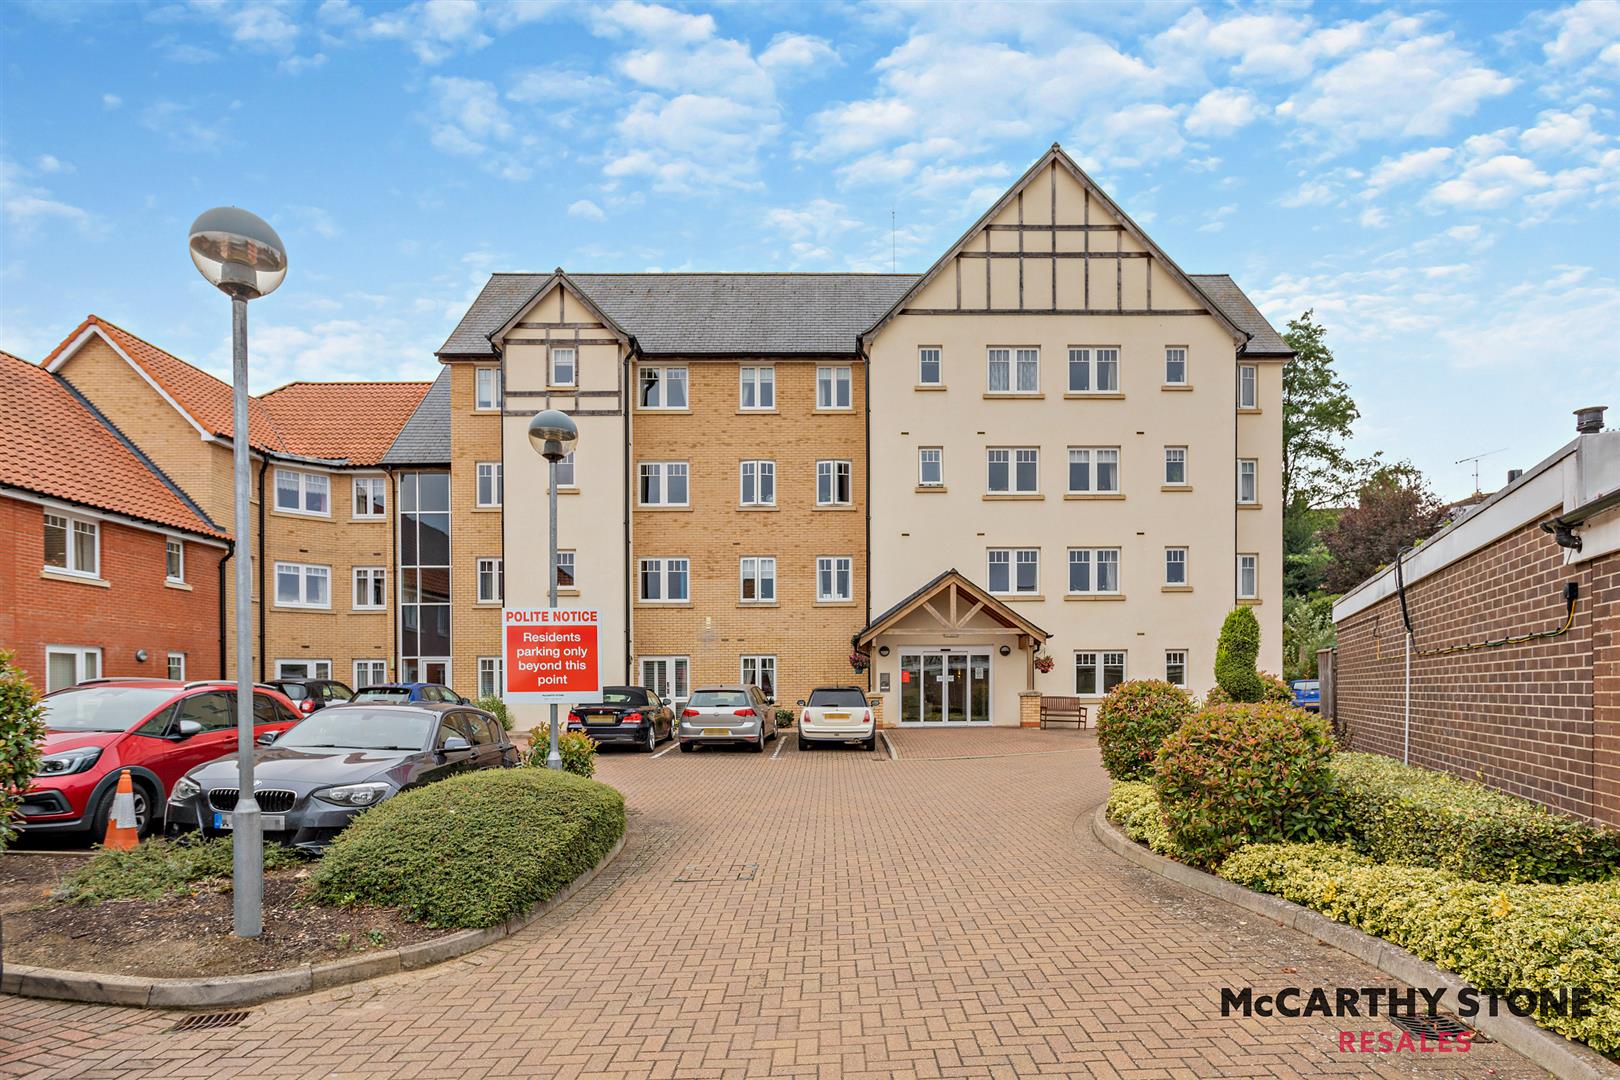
xmin=1019 ymin=690 xmax=1042 ymax=728
xmin=869 ymin=693 xmax=887 ymax=729
xmin=1591 ymin=551 xmax=1620 ymax=827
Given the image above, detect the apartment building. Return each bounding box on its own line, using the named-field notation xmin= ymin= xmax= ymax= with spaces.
xmin=443 ymin=144 xmax=1287 ymax=727
xmin=0 ymin=350 xmax=228 ymax=690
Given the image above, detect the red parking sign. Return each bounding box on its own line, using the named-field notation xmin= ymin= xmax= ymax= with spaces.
xmin=502 ymin=609 xmax=603 ymax=704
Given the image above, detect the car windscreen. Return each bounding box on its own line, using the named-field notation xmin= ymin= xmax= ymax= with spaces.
xmin=274 ymin=708 xmax=433 ymax=751
xmin=601 ymin=688 xmax=648 ymax=705
xmin=689 ymin=690 xmax=749 ymax=708
xmin=42 ymin=686 xmax=179 ymax=733
xmin=808 ymin=689 xmax=867 ymax=707
xmin=275 ymin=683 xmax=310 ymax=701
xmin=352 ymin=688 xmax=411 ymax=702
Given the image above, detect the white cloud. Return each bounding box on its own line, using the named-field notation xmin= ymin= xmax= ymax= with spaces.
xmin=291 ymin=205 xmax=340 ymax=239
xmin=422 ymin=76 xmax=536 ymax=180
xmin=35 ymin=154 xmax=72 ymax=174
xmin=759 ymin=32 xmax=838 ymax=75
xmin=1440 ymin=271 xmax=1620 ymax=371
xmin=568 ymin=199 xmax=605 ymax=221
xmin=1359 ymin=206 xmax=1388 ymax=228
xmin=0 ymin=157 xmax=99 ymax=240
xmin=1365 ymin=147 xmax=1453 ymax=193
xmin=186 ymin=0 xmax=302 ymax=53
xmin=368 ymin=0 xmax=491 ymax=64
xmin=1184 ymin=88 xmax=1260 ymax=137
xmin=1532 ymin=0 xmax=1620 ymax=78
xmin=140 ymin=101 xmax=228 ymax=150
xmin=1428 ymin=154 xmax=1549 ymax=210
xmin=101 ymin=93 xmax=122 ymax=109
xmin=1520 ymin=104 xmax=1608 ymax=155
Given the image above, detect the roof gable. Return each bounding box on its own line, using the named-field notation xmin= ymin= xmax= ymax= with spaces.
xmin=855 ymin=568 xmax=1050 ymax=646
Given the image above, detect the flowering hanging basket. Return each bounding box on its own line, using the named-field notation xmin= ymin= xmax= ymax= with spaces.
xmin=1032 ymin=651 xmax=1055 ymax=674
xmin=849 ymin=651 xmax=870 ymax=673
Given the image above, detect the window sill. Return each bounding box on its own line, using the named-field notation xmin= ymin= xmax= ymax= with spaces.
xmin=637 ymin=505 xmax=693 ymax=512
xmin=1065 ymin=593 xmax=1125 ymax=602
xmin=269 ymin=508 xmax=332 ymax=521
xmin=1064 ymin=493 xmax=1124 ymax=501
xmin=557 ymin=589 xmax=580 ymax=597
xmin=349 ymin=516 xmax=388 ymax=524
xmin=983 ymin=493 xmax=1044 ymax=501
xmin=1161 ymin=384 xmax=1194 ymax=392
xmin=737 ymin=408 xmax=779 ymax=415
xmin=983 ymin=392 xmax=1045 ymax=400
xmin=474 ymin=601 xmax=503 ymax=608
xmin=815 ymin=599 xmax=858 ymax=607
xmin=914 ymin=384 xmax=947 ymax=392
xmin=550 ymin=488 xmax=580 ymax=496
xmin=472 ymin=407 xmax=501 ymax=415
xmin=738 ymin=505 xmax=779 ymax=512
xmin=350 ymin=607 xmax=389 ymax=614
xmin=636 ymin=408 xmax=692 ymax=415
xmin=738 ymin=602 xmax=780 ymax=609
xmin=637 ymin=601 xmax=693 ymax=608
xmin=40 ymin=568 xmax=110 ymax=588
xmin=472 ymin=505 xmax=503 ymax=513
xmin=1238 ymin=502 xmax=1264 ymax=510
xmin=1237 ymin=597 xmax=1263 ymax=606
xmin=1064 ymin=392 xmax=1125 ymax=400
xmin=1237 ymin=407 xmax=1263 ymax=415
xmin=1161 ymin=484 xmax=1192 ymax=493
xmin=812 ymin=505 xmax=856 ymax=512
xmin=814 ymin=407 xmax=856 ymax=414
xmin=1161 ymin=585 xmax=1193 ymax=593
xmin=164 ymin=579 xmax=193 ymax=592
xmin=915 ymin=485 xmax=947 ymax=493
xmin=994 ymin=593 xmax=1045 ymax=602
xmin=272 ymin=605 xmax=335 ymax=614
xmin=547 ymin=384 xmax=579 ymax=392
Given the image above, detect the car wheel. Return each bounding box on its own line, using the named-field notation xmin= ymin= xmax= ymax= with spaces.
xmin=680 ymin=741 xmax=696 ymax=753
xmin=752 ymin=733 xmax=766 ymax=753
xmin=863 ymin=735 xmax=877 ymax=752
xmin=798 ymin=736 xmax=810 ymax=751
xmin=92 ymin=779 xmax=154 ymax=839
xmin=643 ymin=724 xmax=657 ymax=753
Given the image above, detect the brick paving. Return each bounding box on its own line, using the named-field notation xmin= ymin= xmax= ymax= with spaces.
xmin=1 ymin=732 xmax=1547 ymax=1079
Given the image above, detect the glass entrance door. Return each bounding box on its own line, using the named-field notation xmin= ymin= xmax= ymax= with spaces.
xmin=899 ymin=650 xmax=991 ymax=724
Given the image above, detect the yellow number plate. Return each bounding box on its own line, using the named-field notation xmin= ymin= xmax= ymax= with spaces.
xmin=702 ymin=728 xmax=729 ymax=736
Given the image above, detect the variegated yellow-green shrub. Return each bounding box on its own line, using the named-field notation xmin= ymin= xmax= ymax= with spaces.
xmin=1105 ymin=781 xmax=1179 ymax=857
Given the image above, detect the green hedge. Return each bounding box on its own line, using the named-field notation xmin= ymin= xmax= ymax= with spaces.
xmin=311 ymin=769 xmax=625 ymax=928
xmin=1219 ymin=843 xmax=1620 ymax=1054
xmin=1333 ymin=753 xmax=1620 ymax=884
xmin=1106 ymin=780 xmax=1178 ymax=856
xmin=1096 ymin=680 xmax=1194 ymax=780
xmin=61 ymin=837 xmax=303 ymax=904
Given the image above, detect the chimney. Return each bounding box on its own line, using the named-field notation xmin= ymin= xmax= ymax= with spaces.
xmin=1507 ymin=469 xmax=1524 ymax=484
xmin=1575 ymin=405 xmax=1606 ymax=434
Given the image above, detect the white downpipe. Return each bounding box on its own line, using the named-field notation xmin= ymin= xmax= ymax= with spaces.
xmin=1403 ymin=631 xmax=1412 ymax=765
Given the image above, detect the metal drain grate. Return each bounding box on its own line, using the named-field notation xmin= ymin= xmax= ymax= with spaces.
xmin=167 ymin=1011 xmax=251 ymax=1033
xmin=1388 ymin=1011 xmax=1483 ymax=1042
xmin=675 ymin=862 xmax=757 ymax=883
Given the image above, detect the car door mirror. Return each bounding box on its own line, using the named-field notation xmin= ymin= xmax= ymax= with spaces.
xmin=256 ymin=730 xmax=279 ymax=747
xmin=175 ymin=719 xmax=203 ymax=739
xmin=796 ymin=700 xmax=806 ymax=708
xmin=441 ymin=735 xmax=472 ymax=753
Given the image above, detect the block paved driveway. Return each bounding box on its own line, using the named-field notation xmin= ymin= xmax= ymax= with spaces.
xmin=2 ymin=729 xmax=1546 ymax=1079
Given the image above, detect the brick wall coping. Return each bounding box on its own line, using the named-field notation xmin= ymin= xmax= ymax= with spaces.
xmin=0 ymin=831 xmax=626 ymax=1010
xmin=1090 ymin=805 xmax=1614 ymax=1080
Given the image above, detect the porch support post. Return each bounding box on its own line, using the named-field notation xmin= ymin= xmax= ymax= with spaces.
xmin=1020 ymin=633 xmax=1035 ymax=690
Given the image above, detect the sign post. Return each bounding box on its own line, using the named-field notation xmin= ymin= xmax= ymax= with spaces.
xmin=503 ymin=608 xmax=604 ymax=708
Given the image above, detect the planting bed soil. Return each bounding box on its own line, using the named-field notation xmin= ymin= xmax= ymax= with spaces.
xmin=0 ymin=851 xmax=448 ymax=978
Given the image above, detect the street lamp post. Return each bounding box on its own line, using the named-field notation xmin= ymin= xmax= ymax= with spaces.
xmin=187 ymin=207 xmax=287 ymax=939
xmin=527 ymin=410 xmax=580 ymax=771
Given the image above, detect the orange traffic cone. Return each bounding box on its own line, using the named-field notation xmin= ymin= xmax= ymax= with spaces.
xmin=102 ymin=768 xmax=140 ymax=850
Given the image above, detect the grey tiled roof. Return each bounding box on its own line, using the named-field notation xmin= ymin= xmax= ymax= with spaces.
xmin=439 ymin=273 xmax=918 ymax=358
xmin=1188 ymin=275 xmax=1294 ymax=356
xmin=381 ymin=369 xmax=450 ymax=465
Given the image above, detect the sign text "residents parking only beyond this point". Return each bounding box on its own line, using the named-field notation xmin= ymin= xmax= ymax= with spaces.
xmin=502 ymin=608 xmax=603 ymax=704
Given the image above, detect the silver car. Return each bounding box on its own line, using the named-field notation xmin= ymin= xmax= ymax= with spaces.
xmin=677 ymin=685 xmax=777 ymax=753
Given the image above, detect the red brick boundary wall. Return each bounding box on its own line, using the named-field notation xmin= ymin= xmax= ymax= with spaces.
xmin=1335 ymin=517 xmax=1620 ymax=826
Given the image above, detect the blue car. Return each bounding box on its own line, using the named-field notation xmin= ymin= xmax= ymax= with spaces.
xmin=350 ymin=682 xmax=469 ymax=705
xmin=1291 ymin=679 xmax=1321 ymax=713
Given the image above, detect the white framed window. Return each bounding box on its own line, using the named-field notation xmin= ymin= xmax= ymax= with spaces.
xmin=918 ymin=447 xmax=943 ymax=487
xmin=167 ymin=652 xmax=185 ymax=680
xmin=1068 ymin=347 xmax=1120 ymax=393
xmin=1165 ymin=447 xmax=1187 ymax=486
xmin=639 ymin=461 xmax=689 ymax=506
xmin=1067 ymin=548 xmax=1120 ymax=594
xmin=276 ymin=659 xmax=333 ymax=679
xmin=816 ymin=556 xmax=853 ymax=602
xmin=353 ymin=475 xmax=387 ymax=518
xmin=640 ymin=655 xmax=690 ymax=705
xmin=1165 ymin=650 xmax=1188 ymax=689
xmin=475 ymin=366 xmax=502 ymax=411
xmin=986 ymin=347 xmax=1040 ymax=393
xmin=1165 ymin=547 xmax=1187 ymax=586
xmin=988 ymin=548 xmax=1040 ymax=595
xmin=165 ymin=538 xmax=184 ymax=583
xmin=740 ymin=365 xmax=775 ymax=410
xmin=1075 ymin=651 xmax=1126 ymax=696
xmin=816 ymin=366 xmax=851 ymax=409
xmin=353 ymin=566 xmax=387 ymax=610
xmin=476 ymin=462 xmax=503 ymax=507
xmin=274 ymin=562 xmax=330 ymax=609
xmin=740 ymin=460 xmax=775 ymax=506
xmin=554 ymin=450 xmax=576 ymax=489
xmin=45 ymin=646 xmax=101 ymax=692
xmin=43 ymin=512 xmax=99 ymax=577
xmin=1238 ymin=554 xmax=1258 ymax=599
xmin=740 ymin=556 xmax=776 ymax=603
xmin=986 ymin=448 xmax=1039 ymax=494
xmin=274 ymin=468 xmax=330 ymax=516
xmin=1165 ymin=347 xmax=1188 ymax=385
xmin=1067 ymin=448 xmax=1120 ymax=493
xmin=816 ymin=460 xmax=852 ymax=506
xmin=918 ymin=347 xmax=942 ymax=385
xmin=557 ymin=550 xmax=575 ymax=589
xmin=740 ymin=655 xmax=776 ymax=699
xmin=477 ymin=656 xmax=503 ymax=699
xmin=1238 ymin=459 xmax=1258 ymax=504
xmin=639 ymin=557 xmax=690 ymax=602
xmin=550 ymin=346 xmax=577 ymax=387
xmin=355 ymin=659 xmax=388 ymax=688
xmin=638 ymin=365 xmax=688 ymax=410
xmin=477 ymin=558 xmax=503 ymax=604
xmin=1238 ymin=364 xmax=1257 ymax=409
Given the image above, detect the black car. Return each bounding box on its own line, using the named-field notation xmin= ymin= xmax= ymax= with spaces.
xmin=566 ymin=686 xmax=677 ymax=752
xmin=164 ymin=702 xmax=518 ymax=851
xmin=267 ymin=678 xmax=354 ymax=716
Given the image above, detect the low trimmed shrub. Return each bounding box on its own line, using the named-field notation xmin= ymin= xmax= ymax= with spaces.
xmin=311 ymin=769 xmax=625 ymax=928
xmin=1096 ymin=680 xmax=1195 ymax=780
xmin=526 ymin=727 xmax=598 ymax=777
xmin=1333 ymin=753 xmax=1620 ymax=884
xmin=1154 ymin=702 xmax=1339 ymax=867
xmin=1106 ymin=781 xmax=1177 ymax=856
xmin=60 ymin=837 xmax=304 ymax=904
xmin=1219 ymin=843 xmax=1620 ymax=1054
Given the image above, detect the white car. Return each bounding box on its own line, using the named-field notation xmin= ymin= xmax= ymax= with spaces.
xmin=797 ymin=686 xmax=875 ymax=751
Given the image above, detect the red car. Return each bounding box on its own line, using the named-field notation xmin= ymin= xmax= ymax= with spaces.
xmin=20 ymin=678 xmax=302 ymax=840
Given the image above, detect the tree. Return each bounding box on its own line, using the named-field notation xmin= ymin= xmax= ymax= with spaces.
xmin=1320 ymin=465 xmax=1448 ymax=593
xmin=1282 ymin=311 xmax=1361 ymax=512
xmin=1214 ymin=607 xmax=1264 ymax=702
xmin=1 ymin=650 xmax=47 ymax=848
xmin=1282 ymin=594 xmax=1336 ymax=681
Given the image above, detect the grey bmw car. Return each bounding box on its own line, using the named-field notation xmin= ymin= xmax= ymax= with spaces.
xmin=165 ymin=702 xmax=518 ymax=851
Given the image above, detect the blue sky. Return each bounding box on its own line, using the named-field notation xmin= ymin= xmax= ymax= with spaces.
xmin=2 ymin=0 xmax=1617 ymax=502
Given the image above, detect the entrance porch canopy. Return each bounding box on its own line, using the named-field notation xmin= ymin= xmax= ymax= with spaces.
xmin=855 ymin=569 xmax=1050 ymax=685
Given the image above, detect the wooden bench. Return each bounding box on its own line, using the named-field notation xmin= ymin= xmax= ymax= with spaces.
xmin=1039 ymin=696 xmax=1088 ymax=729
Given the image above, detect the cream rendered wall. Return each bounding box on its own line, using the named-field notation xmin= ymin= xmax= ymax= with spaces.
xmin=1237 ymin=359 xmax=1285 ymax=673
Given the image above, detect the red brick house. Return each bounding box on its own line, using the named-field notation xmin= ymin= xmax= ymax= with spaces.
xmin=0 ymin=350 xmax=230 ymax=691
xmin=1331 ymin=406 xmax=1620 ymax=826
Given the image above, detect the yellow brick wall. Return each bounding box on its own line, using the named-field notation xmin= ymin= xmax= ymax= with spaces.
xmin=631 ymin=360 xmax=866 ymax=704
xmin=448 ymin=364 xmax=504 ymax=698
